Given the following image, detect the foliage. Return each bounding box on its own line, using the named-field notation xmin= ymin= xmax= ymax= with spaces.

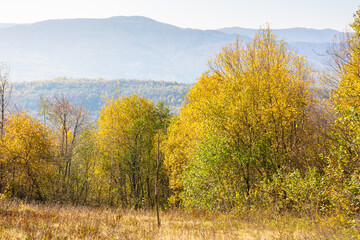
xmin=2 ymin=8 xmax=360 ymax=227
xmin=256 ymin=168 xmax=329 ymax=214
xmin=39 ymin=96 xmax=89 ymax=201
xmin=182 ymin=131 xmax=242 ymax=210
xmin=69 ymin=126 xmax=100 ymax=204
xmin=318 ymin=7 xmax=360 ymax=216
xmin=97 ymin=94 xmax=171 ymax=208
xmin=165 ymin=27 xmax=316 ymax=210
xmin=163 ymin=111 xmax=203 ymax=205
xmin=0 ymin=112 xmax=54 ymax=201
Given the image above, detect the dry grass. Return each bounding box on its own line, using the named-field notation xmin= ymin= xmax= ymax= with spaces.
xmin=0 ymin=197 xmax=358 ymax=239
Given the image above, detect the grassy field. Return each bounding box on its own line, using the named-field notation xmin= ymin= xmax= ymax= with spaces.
xmin=0 ymin=197 xmax=358 ymax=239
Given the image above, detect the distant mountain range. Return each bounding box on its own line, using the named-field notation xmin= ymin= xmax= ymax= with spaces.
xmin=0 ymin=17 xmax=340 ymax=83
xmin=0 ymin=23 xmax=16 ymax=28
xmin=218 ymin=27 xmax=339 ymax=43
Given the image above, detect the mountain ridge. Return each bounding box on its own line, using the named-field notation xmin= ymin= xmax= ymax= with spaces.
xmin=0 ymin=16 xmax=340 ymax=83
xmin=217 ymin=27 xmax=340 ymax=43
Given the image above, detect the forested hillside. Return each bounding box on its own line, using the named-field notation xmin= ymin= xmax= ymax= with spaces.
xmin=11 ymin=78 xmax=191 ymax=116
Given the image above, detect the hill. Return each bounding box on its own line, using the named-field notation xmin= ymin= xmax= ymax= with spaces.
xmin=0 ymin=17 xmax=340 ymax=83
xmin=11 ymin=77 xmax=192 ymax=118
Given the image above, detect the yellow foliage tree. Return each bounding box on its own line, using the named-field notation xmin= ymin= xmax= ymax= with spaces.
xmin=97 ymin=94 xmax=170 ymax=208
xmin=164 ymin=27 xmax=315 ymax=208
xmin=329 ymin=9 xmax=360 ymax=177
xmin=0 ymin=112 xmax=54 ymax=201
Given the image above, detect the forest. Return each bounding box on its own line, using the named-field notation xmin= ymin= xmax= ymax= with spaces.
xmin=1 ymin=7 xmax=360 ymax=240
xmin=11 ymin=77 xmax=191 ymax=117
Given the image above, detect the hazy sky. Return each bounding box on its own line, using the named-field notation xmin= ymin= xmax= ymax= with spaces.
xmin=0 ymin=0 xmax=358 ymax=30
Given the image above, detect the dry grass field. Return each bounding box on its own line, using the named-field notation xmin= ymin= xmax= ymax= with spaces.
xmin=0 ymin=197 xmax=358 ymax=239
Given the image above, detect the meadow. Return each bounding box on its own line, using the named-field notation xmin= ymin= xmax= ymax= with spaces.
xmin=0 ymin=197 xmax=358 ymax=240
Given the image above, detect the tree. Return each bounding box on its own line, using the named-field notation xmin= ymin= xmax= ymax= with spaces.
xmin=0 ymin=112 xmax=54 ymax=201
xmin=154 ymin=101 xmax=171 ymax=226
xmin=97 ymin=94 xmax=171 ymax=209
xmin=164 ymin=27 xmax=315 ymax=209
xmin=40 ymin=95 xmax=88 ymax=200
xmin=70 ymin=126 xmax=99 ymax=204
xmin=327 ymin=8 xmax=360 ymax=176
xmin=162 ymin=103 xmax=205 ymax=206
xmin=0 ymin=63 xmax=12 ymax=194
xmin=0 ymin=63 xmax=11 ymax=139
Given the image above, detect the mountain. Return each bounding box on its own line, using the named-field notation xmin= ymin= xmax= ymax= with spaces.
xmin=0 ymin=23 xmax=16 ymax=28
xmin=0 ymin=17 xmax=238 ymax=83
xmin=218 ymin=27 xmax=340 ymax=43
xmin=217 ymin=27 xmax=340 ymax=70
xmin=0 ymin=17 xmax=340 ymax=83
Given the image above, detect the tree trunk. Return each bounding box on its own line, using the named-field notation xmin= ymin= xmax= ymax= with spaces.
xmin=155 ymin=133 xmax=161 ymax=227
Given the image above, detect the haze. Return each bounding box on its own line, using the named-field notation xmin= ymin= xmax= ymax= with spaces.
xmin=1 ymin=0 xmax=358 ymax=31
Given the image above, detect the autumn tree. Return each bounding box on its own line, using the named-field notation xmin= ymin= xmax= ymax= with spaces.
xmin=164 ymin=27 xmax=316 ymax=209
xmin=317 ymin=7 xmax=360 ymax=174
xmin=154 ymin=101 xmax=171 ymax=226
xmin=0 ymin=112 xmax=54 ymax=201
xmin=97 ymin=94 xmax=171 ymax=209
xmin=162 ymin=101 xmax=205 ymax=206
xmin=70 ymin=126 xmax=99 ymax=204
xmin=40 ymin=96 xmax=89 ymax=201
xmin=318 ymin=8 xmax=360 ymax=214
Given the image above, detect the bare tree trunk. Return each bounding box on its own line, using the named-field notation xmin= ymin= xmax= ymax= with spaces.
xmin=155 ymin=133 xmax=161 ymax=227
xmin=0 ymin=63 xmax=11 ymax=138
xmin=0 ymin=63 xmax=11 ymax=193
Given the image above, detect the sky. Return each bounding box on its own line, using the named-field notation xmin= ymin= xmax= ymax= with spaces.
xmin=0 ymin=0 xmax=359 ymax=31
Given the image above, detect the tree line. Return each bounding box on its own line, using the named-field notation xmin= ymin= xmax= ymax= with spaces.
xmin=0 ymin=9 xmax=360 ymax=216
xmin=11 ymin=77 xmax=191 ymax=117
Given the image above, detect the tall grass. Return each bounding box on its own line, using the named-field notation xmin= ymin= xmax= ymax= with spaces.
xmin=0 ymin=197 xmax=358 ymax=239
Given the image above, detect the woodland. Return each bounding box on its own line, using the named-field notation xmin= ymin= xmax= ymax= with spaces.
xmin=1 ymin=7 xmax=360 ymax=240
xmin=10 ymin=78 xmax=191 ymax=117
